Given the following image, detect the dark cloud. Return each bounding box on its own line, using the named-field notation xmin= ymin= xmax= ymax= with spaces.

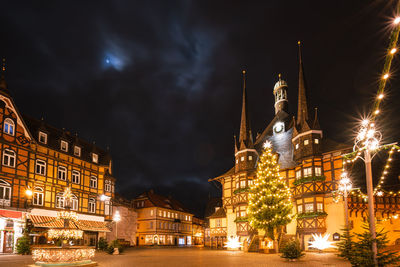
xmin=0 ymin=0 xmax=400 ymax=217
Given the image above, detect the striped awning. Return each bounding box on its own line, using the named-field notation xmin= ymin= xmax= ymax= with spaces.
xmin=29 ymin=215 xmax=109 ymax=232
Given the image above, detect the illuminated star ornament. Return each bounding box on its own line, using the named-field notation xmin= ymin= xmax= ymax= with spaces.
xmin=224 ymin=236 xmax=243 ymax=249
xmin=263 ymin=140 xmax=272 ymax=149
xmin=308 ymin=233 xmax=336 ymax=251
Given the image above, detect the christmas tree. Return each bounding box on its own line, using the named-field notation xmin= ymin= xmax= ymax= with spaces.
xmin=247 ymin=141 xmax=294 ymax=240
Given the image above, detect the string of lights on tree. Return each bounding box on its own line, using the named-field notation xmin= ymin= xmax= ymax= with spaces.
xmin=247 ymin=141 xmax=294 ymax=237
xmin=341 ymin=4 xmax=400 ymax=200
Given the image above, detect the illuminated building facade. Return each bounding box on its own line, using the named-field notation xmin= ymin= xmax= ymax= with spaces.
xmin=133 ymin=190 xmax=194 ymax=246
xmin=0 ymin=72 xmax=114 ymax=252
xmin=209 ymin=44 xmax=400 ymax=250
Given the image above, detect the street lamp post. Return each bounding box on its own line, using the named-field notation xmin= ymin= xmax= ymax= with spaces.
xmin=354 ymin=119 xmax=381 ymax=266
xmin=113 ymin=210 xmax=121 ymax=240
xmin=339 ymin=173 xmax=352 ymax=228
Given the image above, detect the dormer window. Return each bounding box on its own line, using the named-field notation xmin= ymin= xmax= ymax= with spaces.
xmin=39 ymin=132 xmax=47 ymax=144
xmin=314 ymin=138 xmax=319 ymax=144
xmin=295 ymin=143 xmax=299 ymax=150
xmin=60 ymin=140 xmax=68 ymax=152
xmin=248 ymin=155 xmax=253 ymax=161
xmin=74 ymin=146 xmax=81 ymax=157
xmin=240 ymin=156 xmax=244 ymax=161
xmin=3 ymin=118 xmax=15 ymax=136
xmin=92 ymin=153 xmax=98 ymax=163
xmin=304 ymin=139 xmax=309 ymax=145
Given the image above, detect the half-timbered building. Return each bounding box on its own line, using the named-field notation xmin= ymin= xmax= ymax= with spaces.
xmin=209 ymin=44 xmax=400 ymax=250
xmin=0 ymin=71 xmax=114 ymax=252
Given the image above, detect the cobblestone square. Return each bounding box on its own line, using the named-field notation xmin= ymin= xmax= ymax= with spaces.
xmin=0 ymin=247 xmax=351 ymax=267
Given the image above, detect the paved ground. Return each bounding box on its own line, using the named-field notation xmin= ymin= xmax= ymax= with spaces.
xmin=0 ymin=247 xmax=351 ymax=267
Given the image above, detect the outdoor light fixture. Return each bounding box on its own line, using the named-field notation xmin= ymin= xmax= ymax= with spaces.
xmin=394 ymin=16 xmax=400 ymax=25
xmin=25 ymin=188 xmax=33 ymax=197
xmin=390 ymin=48 xmax=397 ymax=54
xmin=308 ymin=233 xmax=336 ymax=251
xmin=224 ymin=236 xmax=243 ymax=249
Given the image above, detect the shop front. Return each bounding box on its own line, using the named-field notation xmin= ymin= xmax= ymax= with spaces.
xmin=0 ymin=209 xmax=25 ymax=253
xmin=27 ymin=208 xmax=109 ymax=247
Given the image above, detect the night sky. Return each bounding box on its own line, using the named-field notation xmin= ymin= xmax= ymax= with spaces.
xmin=1 ymin=0 xmax=400 ymax=217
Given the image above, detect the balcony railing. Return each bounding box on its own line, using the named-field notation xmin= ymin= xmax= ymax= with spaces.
xmin=293 ymin=176 xmax=325 ymax=186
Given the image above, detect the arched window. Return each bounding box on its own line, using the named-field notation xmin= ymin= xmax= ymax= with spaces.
xmin=0 ymin=180 xmax=11 ymax=205
xmin=90 ymin=176 xmax=97 ymax=188
xmin=72 ymin=170 xmax=80 ymax=184
xmin=57 ymin=166 xmax=67 ymax=180
xmin=88 ymin=198 xmax=96 ymax=213
xmin=56 ymin=192 xmax=65 ymax=209
xmin=71 ymin=195 xmax=78 ymax=211
xmin=33 ymin=187 xmax=44 ymax=206
xmin=2 ymin=149 xmax=15 ymax=167
xmin=3 ymin=118 xmax=15 ymax=136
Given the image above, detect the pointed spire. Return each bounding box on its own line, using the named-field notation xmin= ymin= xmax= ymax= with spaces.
xmin=297 ymin=41 xmax=309 ymax=125
xmin=239 ymin=70 xmax=254 ymax=150
xmin=234 ymin=135 xmax=238 ymax=154
xmin=313 ymin=107 xmax=321 ymax=130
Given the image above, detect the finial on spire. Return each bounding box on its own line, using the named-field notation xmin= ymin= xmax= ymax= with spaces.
xmin=242 ymin=70 xmax=246 ymax=90
xmin=298 ymin=40 xmax=301 ymax=46
xmin=2 ymin=58 xmax=5 ymax=72
xmin=278 ymin=73 xmax=282 ymax=80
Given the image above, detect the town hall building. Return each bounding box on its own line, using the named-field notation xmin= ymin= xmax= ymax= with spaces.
xmin=208 ymin=43 xmax=400 ymax=250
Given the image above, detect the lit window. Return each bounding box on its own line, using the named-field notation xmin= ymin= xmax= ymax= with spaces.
xmin=3 ymin=118 xmax=14 ymax=136
xmin=35 ymin=159 xmax=46 ymax=175
xmin=33 ymin=187 xmax=43 ymax=206
xmin=90 ymin=176 xmax=97 ymax=188
xmin=296 ymin=170 xmax=302 ymax=179
xmin=71 ymin=195 xmax=78 ymax=211
xmin=297 ymin=205 xmax=303 ymax=213
xmin=315 ymin=167 xmax=322 ymax=177
xmin=150 ymin=209 xmax=154 ymax=216
xmin=240 ymin=211 xmax=246 ymax=217
xmin=185 ymin=215 xmax=188 ymax=220
xmin=0 ymin=180 xmax=11 ymax=202
xmin=304 ymin=167 xmax=312 ymax=177
xmin=314 ymin=138 xmax=319 ymax=144
xmin=248 ymin=180 xmax=253 ymax=186
xmin=236 ymin=159 xmax=238 ymax=164
xmin=317 ymin=203 xmax=323 ymax=212
xmin=240 ymin=180 xmax=246 ymax=188
xmin=159 ymin=210 xmax=162 ymax=216
xmin=74 ymin=146 xmax=81 ymax=157
xmin=168 ymin=212 xmax=170 ymax=218
xmin=60 ymin=140 xmax=68 ymax=152
xmin=56 ymin=193 xmax=65 ymax=209
xmin=105 ymin=180 xmax=111 ymax=192
xmin=295 ymin=143 xmax=299 ymax=149
xmin=248 ymin=155 xmax=252 ymax=161
xmin=241 ymin=156 xmax=244 ymax=161
xmin=57 ymin=166 xmax=67 ymax=180
xmin=105 ymin=200 xmax=111 ymax=215
xmin=72 ymin=170 xmax=80 ymax=184
xmin=92 ymin=153 xmax=98 ymax=163
xmin=2 ymin=149 xmax=15 ymax=167
xmin=305 ymin=203 xmax=314 ymax=212
xmin=39 ymin=131 xmax=47 ymax=144
xmin=88 ymin=198 xmax=96 ymax=213
xmin=163 ymin=211 xmax=166 ymax=217
xmin=304 ymin=139 xmax=309 ymax=145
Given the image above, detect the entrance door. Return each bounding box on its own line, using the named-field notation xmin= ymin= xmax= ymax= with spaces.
xmin=3 ymin=232 xmax=13 ymax=253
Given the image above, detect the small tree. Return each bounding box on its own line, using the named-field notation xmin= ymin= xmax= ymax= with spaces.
xmin=339 ymin=223 xmax=400 ymax=267
xmin=281 ymin=239 xmax=304 ymax=260
xmin=337 ymin=227 xmax=353 ymax=261
xmin=247 ymin=141 xmax=294 ymax=241
xmin=16 ymin=235 xmax=30 ymax=255
xmin=98 ymin=237 xmax=108 ymax=251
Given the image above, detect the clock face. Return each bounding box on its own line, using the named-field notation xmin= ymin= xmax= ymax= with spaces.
xmin=274 ymin=122 xmax=284 ymax=133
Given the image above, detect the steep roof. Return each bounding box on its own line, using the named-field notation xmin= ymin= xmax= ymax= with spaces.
xmin=238 ymin=70 xmax=254 ymax=150
xmin=22 ymin=114 xmax=111 ymax=166
xmin=208 ymin=207 xmax=226 ymax=219
xmin=134 ymin=190 xmax=192 ymax=214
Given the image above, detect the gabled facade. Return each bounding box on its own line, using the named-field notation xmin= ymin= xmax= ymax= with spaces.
xmin=0 ymin=69 xmax=114 ymax=252
xmin=208 ymin=43 xmax=400 ymax=250
xmin=133 ymin=190 xmax=194 ymax=246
